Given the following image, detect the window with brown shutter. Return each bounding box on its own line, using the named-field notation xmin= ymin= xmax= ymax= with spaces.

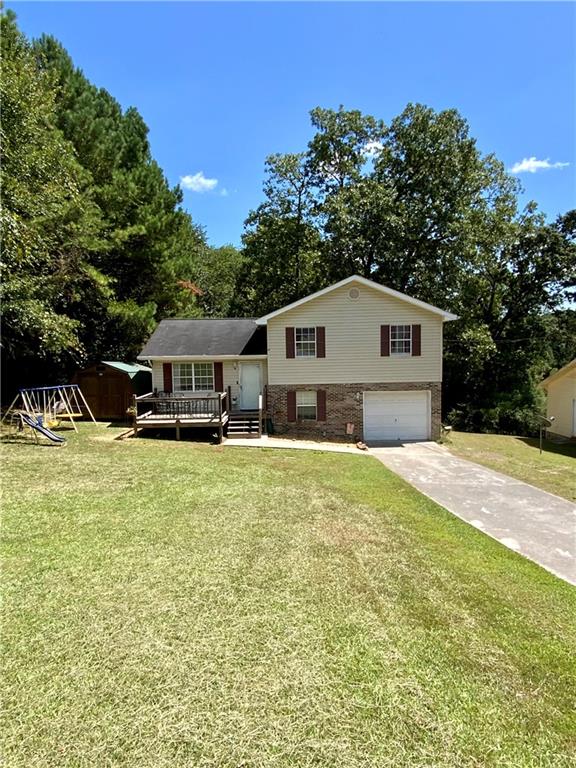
xmin=173 ymin=363 xmax=213 ymax=391
xmin=295 ymin=391 xmax=316 ymax=420
xmin=317 ymin=389 xmax=326 ymax=421
xmin=411 ymin=325 xmax=421 ymax=356
xmin=316 ymin=326 xmax=326 ymax=358
xmin=287 ymin=390 xmax=296 ymax=421
xmin=390 ymin=325 xmax=412 ymax=354
xmin=295 ymin=327 xmax=316 ymax=357
xmin=380 ymin=325 xmax=390 ymax=356
xmin=285 ymin=327 xmax=295 ymax=358
xmin=214 ymin=361 xmax=224 ymax=391
xmin=162 ymin=363 xmax=173 ymax=393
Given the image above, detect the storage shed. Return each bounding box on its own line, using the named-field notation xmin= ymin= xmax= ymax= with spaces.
xmin=72 ymin=362 xmax=152 ymax=421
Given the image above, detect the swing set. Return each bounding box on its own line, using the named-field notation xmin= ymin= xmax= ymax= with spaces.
xmin=2 ymin=384 xmax=97 ymax=435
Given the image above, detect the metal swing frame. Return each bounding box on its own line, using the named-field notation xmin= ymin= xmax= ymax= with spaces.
xmin=1 ymin=384 xmax=97 ymax=432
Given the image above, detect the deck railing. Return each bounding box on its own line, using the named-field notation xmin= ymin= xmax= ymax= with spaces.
xmin=134 ymin=392 xmax=227 ymax=422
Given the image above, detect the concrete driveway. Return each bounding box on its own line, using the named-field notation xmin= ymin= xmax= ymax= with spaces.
xmin=370 ymin=442 xmax=576 ymax=585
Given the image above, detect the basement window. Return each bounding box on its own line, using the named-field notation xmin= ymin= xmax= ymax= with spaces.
xmin=296 ymin=391 xmax=317 ymax=420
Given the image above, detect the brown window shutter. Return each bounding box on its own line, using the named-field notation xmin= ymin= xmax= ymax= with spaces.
xmin=316 ymin=326 xmax=326 ymax=358
xmin=380 ymin=325 xmax=390 ymax=356
xmin=412 ymin=324 xmax=421 ymax=356
xmin=286 ymin=327 xmax=295 ymax=358
xmin=162 ymin=363 xmax=173 ymax=393
xmin=287 ymin=390 xmax=296 ymax=422
xmin=214 ymin=361 xmax=224 ymax=391
xmin=317 ymin=389 xmax=326 ymax=421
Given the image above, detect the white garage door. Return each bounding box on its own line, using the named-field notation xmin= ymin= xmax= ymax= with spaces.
xmin=363 ymin=391 xmax=430 ymax=442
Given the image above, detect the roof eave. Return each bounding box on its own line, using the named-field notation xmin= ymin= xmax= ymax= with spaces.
xmin=540 ymin=358 xmax=576 ymax=388
xmin=137 ymin=354 xmax=268 ymax=361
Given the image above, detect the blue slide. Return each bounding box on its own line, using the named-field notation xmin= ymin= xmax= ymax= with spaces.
xmin=21 ymin=414 xmax=66 ymax=444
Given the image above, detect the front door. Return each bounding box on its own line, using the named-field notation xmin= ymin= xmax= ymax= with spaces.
xmin=240 ymin=363 xmax=261 ymax=410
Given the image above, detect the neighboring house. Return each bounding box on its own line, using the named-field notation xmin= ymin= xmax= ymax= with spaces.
xmin=136 ymin=275 xmax=457 ymax=442
xmin=541 ymin=359 xmax=576 ymax=440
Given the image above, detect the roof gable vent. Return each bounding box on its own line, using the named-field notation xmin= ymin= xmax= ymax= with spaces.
xmin=348 ymin=287 xmax=360 ymax=300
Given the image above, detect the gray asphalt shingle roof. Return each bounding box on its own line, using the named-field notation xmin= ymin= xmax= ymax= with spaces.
xmin=138 ymin=319 xmax=267 ymax=358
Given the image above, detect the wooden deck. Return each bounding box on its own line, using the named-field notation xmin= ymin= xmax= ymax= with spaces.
xmin=133 ymin=392 xmax=229 ymax=440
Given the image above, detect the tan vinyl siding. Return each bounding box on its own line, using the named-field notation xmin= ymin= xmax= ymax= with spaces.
xmin=546 ymin=372 xmax=576 ymax=438
xmin=151 ymin=360 xmax=267 ymax=403
xmin=266 ymin=281 xmax=444 ymax=384
xmin=151 ymin=362 xmax=163 ymax=392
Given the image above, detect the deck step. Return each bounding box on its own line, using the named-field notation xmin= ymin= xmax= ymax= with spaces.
xmin=227 ymin=410 xmax=262 ymax=439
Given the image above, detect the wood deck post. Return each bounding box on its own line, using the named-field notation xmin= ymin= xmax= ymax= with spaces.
xmin=175 ymin=419 xmax=181 ymax=441
xmin=218 ymin=394 xmax=224 ymax=443
xmin=132 ymin=395 xmax=138 ymax=436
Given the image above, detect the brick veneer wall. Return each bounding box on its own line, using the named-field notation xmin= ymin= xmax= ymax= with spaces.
xmin=267 ymin=382 xmax=442 ymax=442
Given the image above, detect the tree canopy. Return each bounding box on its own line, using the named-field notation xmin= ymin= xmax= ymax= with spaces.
xmin=234 ymin=105 xmax=575 ymax=433
xmin=1 ymin=10 xmax=225 ymax=393
xmin=2 ymin=9 xmax=574 ymax=434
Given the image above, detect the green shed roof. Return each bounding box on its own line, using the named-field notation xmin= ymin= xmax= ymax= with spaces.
xmin=102 ymin=361 xmax=152 ymax=379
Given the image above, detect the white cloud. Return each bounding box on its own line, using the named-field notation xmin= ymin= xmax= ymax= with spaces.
xmin=363 ymin=140 xmax=384 ymax=158
xmin=220 ymin=188 xmax=229 ymax=197
xmin=180 ymin=171 xmax=219 ymax=192
xmin=509 ymin=156 xmax=570 ymax=174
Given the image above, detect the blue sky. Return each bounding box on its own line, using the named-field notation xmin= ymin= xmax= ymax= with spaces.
xmin=10 ymin=1 xmax=576 ymax=246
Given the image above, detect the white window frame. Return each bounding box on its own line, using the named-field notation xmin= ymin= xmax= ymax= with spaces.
xmin=390 ymin=325 xmax=412 ymax=356
xmin=296 ymin=390 xmax=317 ymax=420
xmin=173 ymin=362 xmax=214 ymax=392
xmin=295 ymin=327 xmax=316 ymax=358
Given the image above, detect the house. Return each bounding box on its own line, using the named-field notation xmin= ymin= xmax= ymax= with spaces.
xmin=541 ymin=359 xmax=576 ymax=440
xmin=136 ymin=275 xmax=457 ymax=442
xmin=72 ymin=362 xmax=152 ymax=421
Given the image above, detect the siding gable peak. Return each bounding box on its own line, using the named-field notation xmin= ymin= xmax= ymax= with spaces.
xmin=256 ymin=275 xmax=458 ymax=325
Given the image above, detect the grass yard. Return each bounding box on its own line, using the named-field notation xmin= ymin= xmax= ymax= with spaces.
xmin=2 ymin=425 xmax=575 ymax=767
xmin=445 ymin=431 xmax=576 ymax=501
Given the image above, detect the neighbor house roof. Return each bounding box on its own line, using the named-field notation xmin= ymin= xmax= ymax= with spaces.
xmin=256 ymin=275 xmax=459 ymax=324
xmin=137 ymin=319 xmax=267 ymax=359
xmin=541 ymin=358 xmax=576 ymax=389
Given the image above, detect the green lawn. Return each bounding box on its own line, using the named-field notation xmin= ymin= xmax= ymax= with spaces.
xmin=2 ymin=425 xmax=575 ymax=767
xmin=445 ymin=431 xmax=576 ymax=501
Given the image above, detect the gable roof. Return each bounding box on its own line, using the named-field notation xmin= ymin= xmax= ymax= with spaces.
xmin=137 ymin=319 xmax=267 ymax=359
xmin=541 ymin=358 xmax=576 ymax=389
xmin=256 ymin=275 xmax=458 ymax=324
